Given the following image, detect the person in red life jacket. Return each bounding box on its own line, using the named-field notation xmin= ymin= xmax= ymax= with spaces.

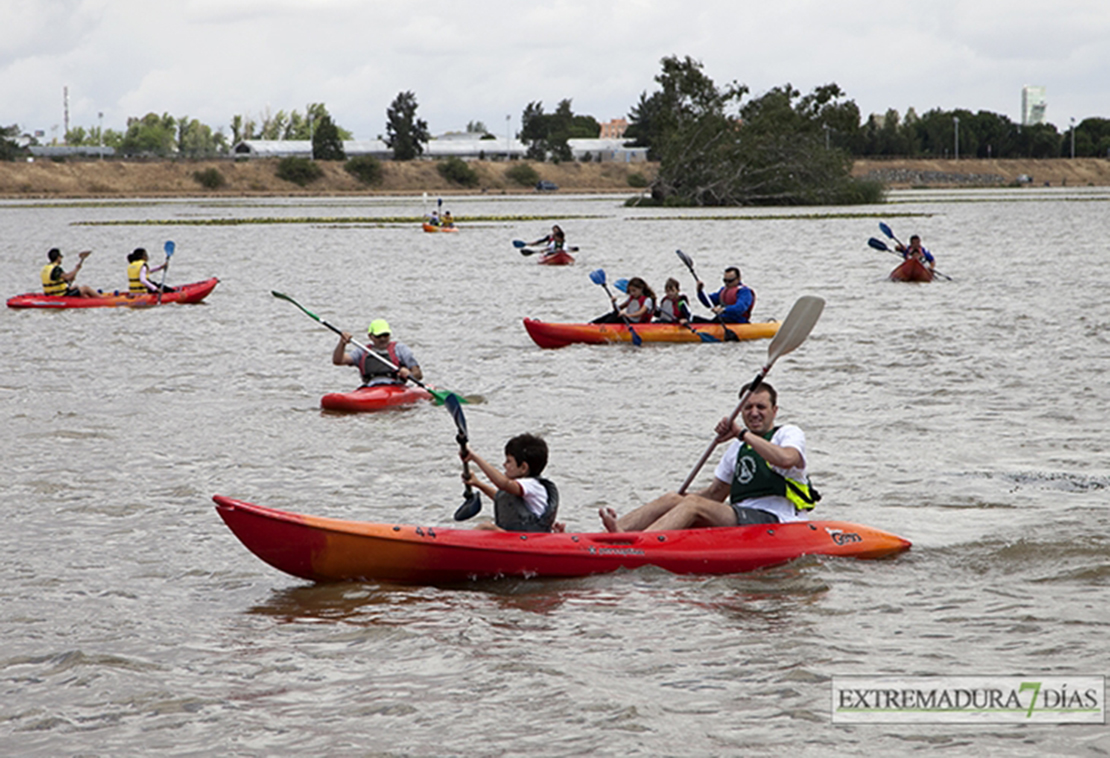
xmin=599 ymin=381 xmax=817 ymax=532
xmin=895 ymin=235 xmax=935 ymax=270
xmin=655 ymin=277 xmax=692 ymax=324
xmin=460 ymin=433 xmax=560 ymax=533
xmin=591 ymin=277 xmax=657 ymax=323
xmin=694 ymin=266 xmax=755 ymax=323
xmin=40 ymin=248 xmax=103 ymax=298
xmin=332 ymin=319 xmax=422 ymax=387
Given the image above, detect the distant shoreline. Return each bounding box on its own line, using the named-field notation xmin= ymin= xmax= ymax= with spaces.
xmin=1 ymin=156 xmax=1108 ymax=199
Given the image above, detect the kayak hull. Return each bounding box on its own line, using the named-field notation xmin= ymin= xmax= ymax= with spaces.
xmin=7 ymin=278 xmax=219 ymax=309
xmin=213 ymin=495 xmax=912 ymax=585
xmin=537 ymin=250 xmax=575 ymax=265
xmin=890 ymin=259 xmax=933 ymax=282
xmin=523 ymin=318 xmax=780 ymax=348
xmin=422 ymin=223 xmax=458 ymax=233
xmin=321 ymin=383 xmax=433 ymax=412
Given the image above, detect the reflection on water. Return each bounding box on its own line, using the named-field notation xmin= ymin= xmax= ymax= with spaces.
xmin=2 ymin=190 xmax=1110 ymax=754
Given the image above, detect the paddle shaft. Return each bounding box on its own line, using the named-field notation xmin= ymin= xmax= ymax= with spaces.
xmin=600 ymin=281 xmax=643 ymax=344
xmin=156 ymin=246 xmax=173 ymax=305
xmin=676 ymin=250 xmax=741 ymax=341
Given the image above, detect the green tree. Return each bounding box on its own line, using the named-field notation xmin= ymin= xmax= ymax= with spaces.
xmin=385 ymin=91 xmax=429 ymax=160
xmin=120 ymin=112 xmax=177 ymax=156
xmin=519 ymin=99 xmax=598 ymax=162
xmin=1 ymin=123 xmax=26 ymax=160
xmin=312 ymin=114 xmax=346 ymax=160
xmin=644 ymin=56 xmax=878 ymax=206
xmin=176 ymin=116 xmax=228 ymax=157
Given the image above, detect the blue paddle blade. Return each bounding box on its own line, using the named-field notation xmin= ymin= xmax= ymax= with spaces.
xmin=879 ymin=222 xmax=894 ymax=239
xmin=614 ymin=278 xmax=629 ymax=293
xmin=589 ymin=269 xmax=606 ymax=286
xmin=512 ymin=239 xmax=526 ymax=248
xmin=444 ymin=392 xmax=467 ymax=438
xmin=164 ymin=240 xmax=175 ymax=256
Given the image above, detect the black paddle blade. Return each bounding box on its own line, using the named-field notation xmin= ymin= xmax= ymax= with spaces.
xmin=444 ymin=393 xmax=468 ymax=438
xmin=721 ymin=326 xmax=740 ymax=342
xmin=868 ymin=237 xmax=891 ymax=252
xmin=675 ymin=249 xmax=696 ymax=275
xmin=453 ymin=491 xmax=483 ymax=521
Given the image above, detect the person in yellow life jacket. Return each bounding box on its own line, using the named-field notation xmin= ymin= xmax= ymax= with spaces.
xmin=126 ymin=248 xmax=175 ymax=294
xmin=40 ymin=248 xmax=102 ymax=298
xmin=599 ymin=381 xmax=817 ymax=532
xmin=332 ymin=319 xmax=423 ymax=387
xmin=441 ymin=211 xmax=455 ymax=228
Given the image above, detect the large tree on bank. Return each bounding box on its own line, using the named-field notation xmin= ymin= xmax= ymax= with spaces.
xmin=385 ymin=91 xmax=429 ymax=161
xmin=633 ymin=56 xmax=880 ymax=206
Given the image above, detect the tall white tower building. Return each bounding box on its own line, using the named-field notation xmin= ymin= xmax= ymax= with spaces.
xmin=1022 ymin=86 xmax=1047 ymax=126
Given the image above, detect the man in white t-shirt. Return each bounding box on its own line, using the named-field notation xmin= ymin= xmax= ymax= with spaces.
xmin=600 ymin=382 xmax=813 ymax=532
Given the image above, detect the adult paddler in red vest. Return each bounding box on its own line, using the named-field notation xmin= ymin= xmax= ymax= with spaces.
xmin=695 ymin=266 xmax=755 ymax=323
xmin=333 ymin=319 xmax=423 ymax=387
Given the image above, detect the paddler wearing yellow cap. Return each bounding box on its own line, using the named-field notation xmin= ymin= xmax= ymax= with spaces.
xmin=332 ymin=318 xmax=423 ymax=387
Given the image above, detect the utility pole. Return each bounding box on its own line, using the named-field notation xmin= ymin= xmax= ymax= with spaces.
xmin=64 ymin=86 xmax=70 ymax=144
xmin=953 ymin=116 xmax=960 ymax=160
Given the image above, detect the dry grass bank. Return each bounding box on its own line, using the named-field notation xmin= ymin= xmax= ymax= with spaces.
xmin=3 ymin=156 xmax=1108 ymax=199
xmin=0 ymin=158 xmax=657 ymax=199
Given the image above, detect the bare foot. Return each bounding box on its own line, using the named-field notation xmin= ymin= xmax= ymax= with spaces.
xmin=598 ymin=507 xmax=620 ymax=533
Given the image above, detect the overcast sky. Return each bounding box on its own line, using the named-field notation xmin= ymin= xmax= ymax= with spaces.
xmin=3 ymin=0 xmax=1108 ymax=141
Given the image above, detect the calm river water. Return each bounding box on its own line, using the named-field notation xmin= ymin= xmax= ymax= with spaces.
xmin=2 ymin=188 xmax=1108 ymax=756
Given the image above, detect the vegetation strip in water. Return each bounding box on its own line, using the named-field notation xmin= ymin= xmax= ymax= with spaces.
xmin=73 ymin=214 xmax=605 ymax=227
xmin=628 ymin=212 xmax=933 ymax=222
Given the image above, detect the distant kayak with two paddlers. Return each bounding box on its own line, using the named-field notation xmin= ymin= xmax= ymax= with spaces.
xmin=7 ymin=278 xmax=219 ymax=309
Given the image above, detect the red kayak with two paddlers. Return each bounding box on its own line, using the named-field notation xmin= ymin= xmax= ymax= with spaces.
xmin=213 ymin=495 xmax=911 ymax=585
xmin=7 ymin=278 xmax=220 ymax=309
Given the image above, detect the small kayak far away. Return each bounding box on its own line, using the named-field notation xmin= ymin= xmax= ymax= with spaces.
xmin=7 ymin=278 xmax=219 ymax=309
xmin=889 ymin=259 xmax=934 ymax=282
xmin=537 ymin=250 xmax=575 ymax=265
xmin=423 ymin=223 xmax=459 ymax=233
xmin=212 ymin=495 xmax=912 ymax=585
xmin=320 ymin=383 xmax=434 ymax=412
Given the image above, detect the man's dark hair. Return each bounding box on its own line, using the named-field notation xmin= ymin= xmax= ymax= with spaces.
xmin=725 ymin=266 xmax=741 ymax=281
xmin=505 ymin=433 xmax=548 ymax=476
xmin=739 ymin=381 xmax=777 ymax=406
xmin=48 ymin=248 xmax=62 ymax=262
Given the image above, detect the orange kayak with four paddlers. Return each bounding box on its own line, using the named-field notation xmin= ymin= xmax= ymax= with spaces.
xmin=212 ymin=495 xmax=911 ymax=585
xmin=522 ymin=318 xmax=780 ymax=348
xmin=7 ymin=278 xmax=220 ymax=309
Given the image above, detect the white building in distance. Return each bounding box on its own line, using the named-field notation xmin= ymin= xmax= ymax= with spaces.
xmin=1022 ymin=86 xmax=1047 ymax=126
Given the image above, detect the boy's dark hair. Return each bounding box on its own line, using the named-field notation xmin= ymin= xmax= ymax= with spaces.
xmin=739 ymin=380 xmax=777 ymax=406
xmin=48 ymin=248 xmax=62 ymax=262
xmin=505 ymin=433 xmax=548 ymax=476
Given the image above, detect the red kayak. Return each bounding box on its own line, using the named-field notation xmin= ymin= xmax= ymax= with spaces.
xmin=537 ymin=250 xmax=575 ymax=265
xmin=7 ymin=278 xmax=219 ymax=308
xmin=889 ymin=259 xmax=933 ymax=282
xmin=321 ymin=383 xmax=434 ymax=412
xmin=213 ymin=495 xmax=911 ymax=585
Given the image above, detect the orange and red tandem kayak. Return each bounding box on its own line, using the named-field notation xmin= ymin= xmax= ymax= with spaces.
xmin=523 ymin=318 xmax=780 ymax=348
xmin=213 ymin=495 xmax=911 ymax=584
xmin=7 ymin=278 xmax=219 ymax=308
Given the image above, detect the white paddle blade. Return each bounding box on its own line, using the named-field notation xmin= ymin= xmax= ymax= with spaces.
xmin=767 ymin=295 xmax=825 ymax=363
